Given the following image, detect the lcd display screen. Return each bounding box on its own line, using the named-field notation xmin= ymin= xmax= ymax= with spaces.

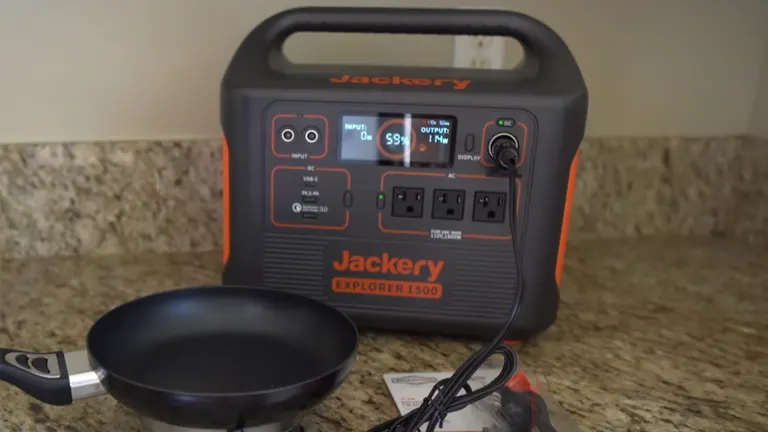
xmin=339 ymin=113 xmax=456 ymax=167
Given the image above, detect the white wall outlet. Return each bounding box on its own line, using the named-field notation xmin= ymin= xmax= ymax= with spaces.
xmin=453 ymin=35 xmax=505 ymax=69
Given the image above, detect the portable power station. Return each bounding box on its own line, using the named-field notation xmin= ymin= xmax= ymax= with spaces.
xmin=220 ymin=7 xmax=588 ymax=341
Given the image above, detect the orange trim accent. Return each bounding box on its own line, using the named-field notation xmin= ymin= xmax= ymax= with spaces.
xmin=453 ymin=174 xmax=491 ymax=179
xmin=555 ymin=150 xmax=579 ymax=286
xmin=222 ymin=136 xmax=230 ymax=265
xmin=269 ymin=166 xmax=350 ymax=230
xmin=271 ymin=114 xmax=329 ymax=159
xmin=377 ymin=213 xmax=429 ymax=236
xmin=379 ymin=170 xmax=445 ymax=191
xmin=480 ymin=121 xmax=528 ymax=167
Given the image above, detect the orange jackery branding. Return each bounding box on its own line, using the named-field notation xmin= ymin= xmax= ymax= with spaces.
xmin=331 ymin=277 xmax=442 ymax=299
xmin=329 ymin=74 xmax=471 ymax=91
xmin=332 ymin=250 xmax=445 ymax=283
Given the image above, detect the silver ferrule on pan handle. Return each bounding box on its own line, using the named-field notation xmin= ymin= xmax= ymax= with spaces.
xmin=0 ymin=347 xmax=106 ymax=405
xmin=64 ymin=350 xmax=107 ymax=400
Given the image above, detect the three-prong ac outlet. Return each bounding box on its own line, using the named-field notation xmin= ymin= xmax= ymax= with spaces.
xmin=473 ymin=191 xmax=506 ymax=223
xmin=432 ymin=189 xmax=465 ymax=220
xmin=392 ymin=187 xmax=425 ymax=218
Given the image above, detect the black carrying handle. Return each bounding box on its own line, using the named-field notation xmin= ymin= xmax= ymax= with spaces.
xmin=0 ymin=348 xmax=72 ymax=405
xmin=249 ymin=6 xmax=578 ymax=74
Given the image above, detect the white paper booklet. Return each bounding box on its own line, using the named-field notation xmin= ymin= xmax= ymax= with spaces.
xmin=382 ymin=369 xmax=502 ymax=432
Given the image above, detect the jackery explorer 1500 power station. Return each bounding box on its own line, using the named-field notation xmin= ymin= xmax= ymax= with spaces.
xmin=220 ymin=6 xmax=588 ymax=341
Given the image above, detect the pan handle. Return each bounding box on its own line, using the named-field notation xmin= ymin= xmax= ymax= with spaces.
xmin=0 ymin=348 xmax=105 ymax=405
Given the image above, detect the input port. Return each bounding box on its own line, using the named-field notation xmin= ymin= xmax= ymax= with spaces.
xmin=488 ymin=132 xmax=520 ymax=168
xmin=304 ymin=128 xmax=320 ymax=144
xmin=280 ymin=127 xmax=295 ymax=143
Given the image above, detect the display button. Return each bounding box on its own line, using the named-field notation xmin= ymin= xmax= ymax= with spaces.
xmin=343 ymin=191 xmax=353 ymax=208
xmin=465 ymin=134 xmax=475 ymax=152
xmin=376 ymin=192 xmax=386 ymax=209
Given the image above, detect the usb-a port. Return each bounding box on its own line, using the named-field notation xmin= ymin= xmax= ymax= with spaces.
xmin=302 ymin=196 xmax=318 ymax=204
xmin=301 ymin=212 xmax=317 ymax=219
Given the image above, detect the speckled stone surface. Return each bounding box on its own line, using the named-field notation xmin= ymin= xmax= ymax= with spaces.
xmin=1 ymin=136 xmax=767 ymax=259
xmin=1 ymin=238 xmax=766 ymax=431
xmin=567 ymin=136 xmax=768 ymax=242
xmin=0 ymin=140 xmax=221 ymax=259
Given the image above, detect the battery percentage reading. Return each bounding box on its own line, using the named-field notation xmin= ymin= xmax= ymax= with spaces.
xmin=385 ymin=132 xmax=411 ymax=146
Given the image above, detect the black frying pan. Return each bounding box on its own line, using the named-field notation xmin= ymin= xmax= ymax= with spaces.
xmin=0 ymin=285 xmax=358 ymax=430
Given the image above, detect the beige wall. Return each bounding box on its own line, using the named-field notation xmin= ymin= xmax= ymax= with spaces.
xmin=1 ymin=0 xmax=767 ymax=143
xmin=750 ymin=38 xmax=768 ymax=138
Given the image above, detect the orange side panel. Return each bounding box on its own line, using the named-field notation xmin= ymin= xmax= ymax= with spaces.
xmin=222 ymin=136 xmax=230 ymax=265
xmin=555 ymin=150 xmax=580 ymax=286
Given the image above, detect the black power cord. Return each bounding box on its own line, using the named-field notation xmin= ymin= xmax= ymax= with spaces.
xmin=368 ymin=151 xmax=525 ymax=432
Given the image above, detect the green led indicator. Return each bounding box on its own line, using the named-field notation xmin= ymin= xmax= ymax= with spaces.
xmin=497 ymin=119 xmax=504 ymax=126
xmin=377 ymin=193 xmax=385 ymax=199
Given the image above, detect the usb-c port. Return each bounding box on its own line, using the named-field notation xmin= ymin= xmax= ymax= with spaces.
xmin=304 ymin=181 xmax=316 ymax=188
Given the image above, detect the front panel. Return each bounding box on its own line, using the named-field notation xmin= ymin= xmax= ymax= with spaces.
xmin=247 ymin=101 xmax=539 ymax=337
xmin=222 ymin=6 xmax=589 ymax=341
xmin=265 ymin=101 xmax=535 ymax=239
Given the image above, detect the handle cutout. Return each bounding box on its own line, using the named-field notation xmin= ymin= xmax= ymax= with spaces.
xmin=283 ymin=32 xmax=524 ymax=69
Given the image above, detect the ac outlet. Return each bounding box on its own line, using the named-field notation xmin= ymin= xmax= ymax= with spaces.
xmin=473 ymin=191 xmax=506 ymax=223
xmin=392 ymin=187 xmax=425 ymax=218
xmin=432 ymin=189 xmax=465 ymax=221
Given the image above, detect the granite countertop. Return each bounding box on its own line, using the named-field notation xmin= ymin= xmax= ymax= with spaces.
xmin=1 ymin=237 xmax=766 ymax=431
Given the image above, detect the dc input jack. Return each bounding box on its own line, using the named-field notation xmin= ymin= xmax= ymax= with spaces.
xmin=280 ymin=127 xmax=295 ymax=143
xmin=304 ymin=127 xmax=320 ymax=144
xmin=488 ymin=132 xmax=520 ymax=169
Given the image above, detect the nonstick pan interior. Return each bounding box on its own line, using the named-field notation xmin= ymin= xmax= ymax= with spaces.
xmin=84 ymin=286 xmax=357 ymax=428
xmin=88 ymin=286 xmax=357 ymax=394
